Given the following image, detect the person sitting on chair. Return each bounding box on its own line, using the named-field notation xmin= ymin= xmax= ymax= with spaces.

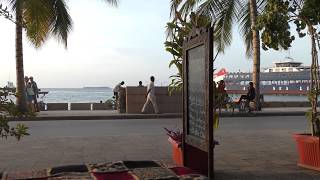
xmin=238 ymin=82 xmax=255 ymax=104
xmin=218 ymin=80 xmax=229 ymax=101
xmin=217 ymin=80 xmax=226 ymax=94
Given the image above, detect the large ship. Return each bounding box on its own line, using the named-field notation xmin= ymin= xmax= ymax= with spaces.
xmin=215 ymin=57 xmax=311 ymax=95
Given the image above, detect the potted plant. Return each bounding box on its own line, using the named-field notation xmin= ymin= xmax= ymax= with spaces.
xmin=293 ymin=92 xmax=320 ymax=171
xmin=258 ymin=0 xmax=320 ymax=171
xmin=165 ymin=117 xmax=220 ymax=166
xmin=164 ymin=127 xmax=183 ymax=166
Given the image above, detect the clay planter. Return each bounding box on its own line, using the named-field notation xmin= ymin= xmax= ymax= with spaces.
xmin=293 ymin=134 xmax=320 ymax=171
xmin=168 ymin=137 xmax=183 ymax=166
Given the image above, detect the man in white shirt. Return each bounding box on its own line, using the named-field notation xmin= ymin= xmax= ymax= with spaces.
xmin=113 ymin=81 xmax=124 ymax=109
xmin=113 ymin=81 xmax=124 ymax=99
xmin=142 ymin=76 xmax=159 ymax=114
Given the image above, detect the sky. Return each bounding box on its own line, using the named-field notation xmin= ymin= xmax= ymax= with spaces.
xmin=0 ymin=0 xmax=313 ymax=88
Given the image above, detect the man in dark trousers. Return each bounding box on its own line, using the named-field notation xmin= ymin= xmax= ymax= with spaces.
xmin=238 ymin=82 xmax=255 ymax=104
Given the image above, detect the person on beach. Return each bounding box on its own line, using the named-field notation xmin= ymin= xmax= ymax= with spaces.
xmin=138 ymin=81 xmax=143 ymax=87
xmin=238 ymin=82 xmax=255 ymax=104
xmin=29 ymin=76 xmax=39 ymax=112
xmin=141 ymin=76 xmax=159 ymax=114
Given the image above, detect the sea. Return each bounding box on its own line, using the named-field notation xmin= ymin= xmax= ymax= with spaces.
xmin=6 ymin=88 xmax=309 ymax=103
xmin=38 ymin=88 xmax=114 ymax=103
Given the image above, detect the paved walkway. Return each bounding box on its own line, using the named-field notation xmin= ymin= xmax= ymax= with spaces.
xmin=1 ymin=116 xmax=320 ymax=179
xmin=13 ymin=107 xmax=316 ymax=121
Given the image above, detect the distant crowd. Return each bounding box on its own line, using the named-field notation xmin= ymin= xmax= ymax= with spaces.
xmin=24 ymin=76 xmax=39 ymax=112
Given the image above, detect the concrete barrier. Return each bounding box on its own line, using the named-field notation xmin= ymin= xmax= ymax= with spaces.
xmin=92 ymin=103 xmax=112 ymax=110
xmin=46 ymin=103 xmax=68 ymax=111
xmin=126 ymin=86 xmax=182 ymax=114
xmin=70 ymin=103 xmax=91 ymax=110
xmin=263 ymin=101 xmax=310 ymax=108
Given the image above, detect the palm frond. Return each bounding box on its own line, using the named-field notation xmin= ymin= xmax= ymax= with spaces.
xmin=214 ymin=0 xmax=241 ymax=54
xmin=238 ymin=1 xmax=252 ymax=57
xmin=101 ymin=0 xmax=118 ymax=7
xmin=48 ymin=0 xmax=72 ymax=48
xmin=257 ymin=0 xmax=267 ymax=14
xmin=179 ymin=0 xmax=197 ymax=18
xmin=196 ymin=0 xmax=222 ymax=21
xmin=170 ymin=0 xmax=182 ymax=18
xmin=6 ymin=0 xmax=20 ymax=14
xmin=23 ymin=0 xmax=52 ymax=47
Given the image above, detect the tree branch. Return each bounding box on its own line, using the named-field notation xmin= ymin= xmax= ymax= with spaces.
xmin=0 ymin=4 xmax=26 ymax=28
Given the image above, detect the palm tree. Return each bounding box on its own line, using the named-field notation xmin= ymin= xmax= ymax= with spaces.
xmin=249 ymin=0 xmax=261 ymax=109
xmin=1 ymin=0 xmax=118 ymax=111
xmin=172 ymin=0 xmax=265 ymax=108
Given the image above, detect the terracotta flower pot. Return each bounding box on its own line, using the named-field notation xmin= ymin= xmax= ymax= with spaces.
xmin=293 ymin=134 xmax=320 ymax=171
xmin=168 ymin=137 xmax=183 ymax=166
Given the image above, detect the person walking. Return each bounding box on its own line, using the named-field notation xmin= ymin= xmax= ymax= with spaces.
xmin=141 ymin=76 xmax=159 ymax=114
xmin=29 ymin=76 xmax=39 ymax=112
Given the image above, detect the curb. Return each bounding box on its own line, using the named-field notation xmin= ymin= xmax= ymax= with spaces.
xmin=12 ymin=113 xmax=183 ymax=121
xmin=219 ymin=111 xmax=306 ymax=117
xmin=9 ymin=111 xmax=307 ymax=121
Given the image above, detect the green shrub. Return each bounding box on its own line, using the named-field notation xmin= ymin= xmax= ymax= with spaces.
xmin=0 ymin=88 xmax=29 ymax=140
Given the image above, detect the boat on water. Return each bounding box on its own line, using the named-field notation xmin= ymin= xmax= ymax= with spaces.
xmin=215 ymin=57 xmax=312 ymax=95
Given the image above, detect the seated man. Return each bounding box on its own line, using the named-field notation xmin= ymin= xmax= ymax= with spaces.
xmin=238 ymin=82 xmax=255 ymax=105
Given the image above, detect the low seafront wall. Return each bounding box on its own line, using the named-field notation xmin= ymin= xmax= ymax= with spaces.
xmin=262 ymin=101 xmax=310 ymax=108
xmin=43 ymin=91 xmax=311 ymax=112
xmin=44 ymin=101 xmax=311 ymax=111
xmin=44 ymin=86 xmax=182 ymax=113
xmin=45 ymin=103 xmax=113 ymax=111
xmin=125 ymin=86 xmax=182 ymax=114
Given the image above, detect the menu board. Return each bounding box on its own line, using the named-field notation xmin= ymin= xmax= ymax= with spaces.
xmin=187 ymin=45 xmax=205 ymax=139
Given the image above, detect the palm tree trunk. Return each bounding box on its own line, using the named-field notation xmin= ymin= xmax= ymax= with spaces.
xmin=249 ymin=0 xmax=261 ymax=110
xmin=15 ymin=8 xmax=27 ymax=112
xmin=309 ymin=26 xmax=320 ymax=136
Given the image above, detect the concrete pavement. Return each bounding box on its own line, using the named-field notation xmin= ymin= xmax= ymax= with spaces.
xmin=12 ymin=107 xmax=317 ymax=121
xmin=1 ymin=116 xmax=320 ymax=179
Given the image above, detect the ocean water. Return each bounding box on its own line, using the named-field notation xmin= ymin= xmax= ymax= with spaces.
xmin=39 ymin=88 xmax=114 ymax=103
xmin=7 ymin=88 xmax=309 ymax=103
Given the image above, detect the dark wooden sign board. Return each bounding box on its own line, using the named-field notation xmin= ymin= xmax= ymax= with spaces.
xmin=182 ymin=27 xmax=214 ymax=178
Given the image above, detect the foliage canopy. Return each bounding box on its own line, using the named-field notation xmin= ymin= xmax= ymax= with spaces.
xmin=258 ymin=0 xmax=320 ymax=136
